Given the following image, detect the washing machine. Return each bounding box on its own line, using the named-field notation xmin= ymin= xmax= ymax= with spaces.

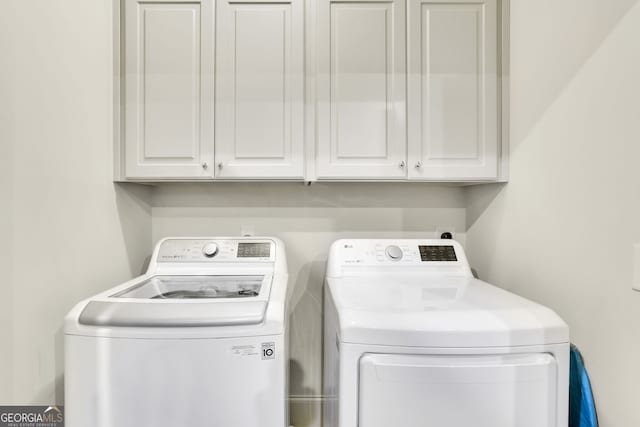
xmin=65 ymin=237 xmax=289 ymax=427
xmin=323 ymin=239 xmax=569 ymax=427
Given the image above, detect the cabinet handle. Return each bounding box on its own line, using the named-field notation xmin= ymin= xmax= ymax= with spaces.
xmin=202 ymin=162 xmax=208 ymax=170
xmin=218 ymin=162 xmax=224 ymax=170
xmin=399 ymin=161 xmax=406 ymax=169
xmin=415 ymin=161 xmax=423 ymax=169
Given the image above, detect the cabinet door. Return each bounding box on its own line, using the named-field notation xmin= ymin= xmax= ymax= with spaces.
xmin=316 ymin=0 xmax=407 ymax=180
xmin=215 ymin=0 xmax=304 ymax=179
xmin=124 ymin=0 xmax=215 ymax=179
xmin=408 ymin=0 xmax=498 ymax=180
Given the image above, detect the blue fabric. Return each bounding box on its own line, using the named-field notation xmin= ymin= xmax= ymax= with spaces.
xmin=569 ymin=344 xmax=599 ymax=427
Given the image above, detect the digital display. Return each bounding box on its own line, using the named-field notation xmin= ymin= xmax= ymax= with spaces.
xmin=237 ymin=243 xmax=271 ymax=258
xmin=419 ymin=246 xmax=457 ymax=262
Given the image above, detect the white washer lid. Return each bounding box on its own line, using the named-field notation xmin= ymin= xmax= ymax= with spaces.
xmin=111 ymin=275 xmax=264 ymax=299
xmin=79 ymin=300 xmax=268 ymax=327
xmin=79 ymin=274 xmax=271 ymax=327
xmin=327 ymin=276 xmax=569 ymax=348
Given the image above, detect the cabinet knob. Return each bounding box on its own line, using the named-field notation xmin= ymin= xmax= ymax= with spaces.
xmin=201 ymin=162 xmax=208 ymax=170
xmin=218 ymin=162 xmax=224 ymax=169
xmin=399 ymin=161 xmax=406 ymax=169
xmin=415 ymin=161 xmax=423 ymax=169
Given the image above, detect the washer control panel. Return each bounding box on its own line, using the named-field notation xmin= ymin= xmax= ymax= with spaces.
xmin=237 ymin=242 xmax=271 ymax=258
xmin=202 ymin=243 xmax=219 ymax=258
xmin=157 ymin=239 xmax=275 ymax=262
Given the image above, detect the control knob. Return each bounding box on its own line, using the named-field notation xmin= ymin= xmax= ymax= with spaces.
xmin=202 ymin=243 xmax=219 ymax=258
xmin=385 ymin=245 xmax=403 ymax=261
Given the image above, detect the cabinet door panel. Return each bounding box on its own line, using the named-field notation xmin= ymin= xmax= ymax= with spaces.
xmin=317 ymin=0 xmax=406 ymax=179
xmin=215 ymin=0 xmax=304 ymax=179
xmin=408 ymin=0 xmax=498 ymax=180
xmin=124 ymin=0 xmax=214 ymax=179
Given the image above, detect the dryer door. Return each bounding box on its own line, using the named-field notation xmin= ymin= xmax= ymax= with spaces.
xmin=359 ymin=353 xmax=557 ymax=427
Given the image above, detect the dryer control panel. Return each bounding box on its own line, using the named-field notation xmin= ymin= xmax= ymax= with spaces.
xmin=326 ymin=239 xmax=473 ymax=277
xmin=339 ymin=241 xmax=460 ymax=264
xmin=418 ymin=245 xmax=458 ymax=262
xmin=156 ymin=239 xmax=276 ymax=263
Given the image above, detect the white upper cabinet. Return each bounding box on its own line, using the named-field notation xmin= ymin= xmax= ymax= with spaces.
xmin=407 ymin=0 xmax=499 ymax=180
xmin=118 ymin=0 xmax=506 ymax=182
xmin=315 ymin=0 xmax=407 ymax=180
xmin=214 ymin=0 xmax=305 ymax=179
xmin=124 ymin=0 xmax=215 ymax=179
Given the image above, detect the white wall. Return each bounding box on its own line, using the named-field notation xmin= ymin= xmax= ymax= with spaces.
xmin=5 ymin=1 xmax=639 ymax=426
xmin=0 ymin=20 xmax=15 ymax=402
xmin=465 ymin=1 xmax=640 ymax=426
xmin=0 ymin=0 xmax=152 ymax=404
xmin=151 ymin=182 xmax=466 ymax=426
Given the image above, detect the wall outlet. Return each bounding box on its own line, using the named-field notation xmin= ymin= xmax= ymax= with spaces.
xmin=633 ymin=244 xmax=640 ymax=291
xmin=436 ymin=227 xmax=456 ymax=240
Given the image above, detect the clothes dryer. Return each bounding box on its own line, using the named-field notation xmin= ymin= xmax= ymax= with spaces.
xmin=323 ymin=239 xmax=569 ymax=427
